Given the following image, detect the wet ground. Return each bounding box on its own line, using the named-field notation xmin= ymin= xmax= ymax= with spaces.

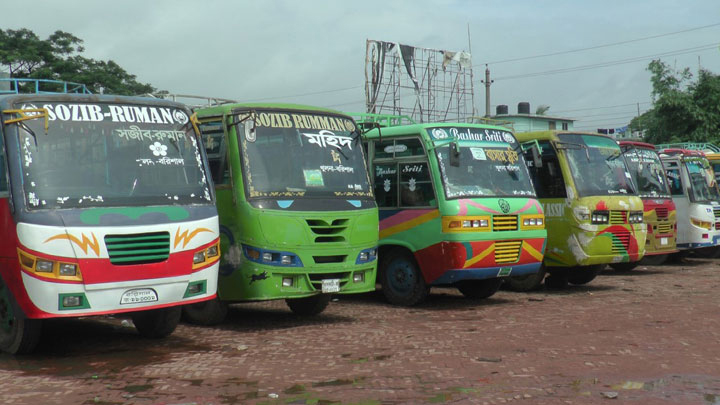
xmin=2 ymin=257 xmax=720 ymax=404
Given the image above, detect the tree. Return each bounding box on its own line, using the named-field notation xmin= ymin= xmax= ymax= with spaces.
xmin=630 ymin=59 xmax=720 ymax=144
xmin=0 ymin=28 xmax=155 ymax=95
xmin=535 ymin=105 xmax=550 ymax=115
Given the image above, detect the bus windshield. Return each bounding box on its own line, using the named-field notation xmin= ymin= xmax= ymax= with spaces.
xmin=685 ymin=159 xmax=720 ymax=203
xmin=240 ymin=111 xmax=372 ymax=199
xmin=559 ymin=134 xmax=634 ymax=197
xmin=435 ymin=144 xmax=536 ymax=199
xmin=622 ymin=147 xmax=671 ymax=198
xmin=15 ymin=102 xmax=211 ymax=210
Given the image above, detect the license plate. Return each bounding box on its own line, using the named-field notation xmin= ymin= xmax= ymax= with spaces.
xmin=120 ymin=288 xmax=158 ymax=304
xmin=661 ymin=237 xmax=668 ymax=246
xmin=321 ymin=279 xmax=340 ymax=293
xmin=497 ymin=267 xmax=512 ymax=277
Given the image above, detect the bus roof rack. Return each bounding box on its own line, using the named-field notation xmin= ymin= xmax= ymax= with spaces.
xmin=144 ymin=93 xmax=237 ymax=109
xmin=655 ymin=142 xmax=720 ymax=153
xmin=349 ymin=112 xmax=417 ymax=131
xmin=0 ymin=78 xmax=91 ymax=95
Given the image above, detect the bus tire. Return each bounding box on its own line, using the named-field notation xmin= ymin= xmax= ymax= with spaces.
xmin=380 ymin=249 xmax=429 ymax=306
xmin=182 ymin=298 xmax=228 ymax=325
xmin=640 ymin=254 xmax=668 ymax=266
xmin=609 ymin=262 xmax=639 ymax=272
xmin=456 ymin=278 xmax=503 ymax=299
xmin=504 ymin=265 xmax=547 ymax=292
xmin=286 ymin=294 xmax=331 ymax=316
xmin=131 ymin=306 xmax=181 ymax=339
xmin=567 ymin=265 xmax=603 ymax=285
xmin=0 ymin=278 xmax=42 ymax=355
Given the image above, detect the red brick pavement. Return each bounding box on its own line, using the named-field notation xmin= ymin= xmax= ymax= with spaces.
xmin=1 ymin=258 xmax=720 ymax=404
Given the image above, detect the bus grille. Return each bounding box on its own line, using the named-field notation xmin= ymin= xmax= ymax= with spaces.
xmin=494 ymin=240 xmax=522 ymax=264
xmin=493 ymin=215 xmax=518 ymax=231
xmin=655 ymin=223 xmax=673 ymax=234
xmin=611 ymin=231 xmax=631 ymax=253
xmin=306 ymin=218 xmax=348 ymax=243
xmin=105 ymin=232 xmax=170 ymax=265
xmin=714 ymin=207 xmax=720 ymax=219
xmin=655 ymin=207 xmax=668 ymax=218
xmin=609 ymin=210 xmax=627 ymax=224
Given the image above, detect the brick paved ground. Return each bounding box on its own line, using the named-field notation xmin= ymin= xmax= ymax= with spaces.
xmin=2 ymin=258 xmax=720 ymax=404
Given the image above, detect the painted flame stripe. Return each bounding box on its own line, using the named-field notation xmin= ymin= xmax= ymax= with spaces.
xmin=44 ymin=233 xmax=100 ymax=256
xmin=379 ymin=210 xmax=440 ymax=240
xmin=174 ymin=227 xmax=213 ymax=249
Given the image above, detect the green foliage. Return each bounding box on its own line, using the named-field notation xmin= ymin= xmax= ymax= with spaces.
xmin=631 ymin=59 xmax=720 ymax=144
xmin=0 ymin=28 xmax=155 ymax=95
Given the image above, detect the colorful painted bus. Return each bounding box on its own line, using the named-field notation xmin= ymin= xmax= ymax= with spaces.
xmin=507 ymin=131 xmax=646 ymax=290
xmin=657 ymin=148 xmax=720 ymax=255
xmin=185 ymin=104 xmax=378 ymax=323
xmin=0 ymin=80 xmax=219 ymax=354
xmin=617 ymin=141 xmax=677 ymax=267
xmin=356 ymin=114 xmax=546 ymax=305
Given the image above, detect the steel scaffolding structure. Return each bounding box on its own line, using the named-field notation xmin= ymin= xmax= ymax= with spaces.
xmin=365 ymin=39 xmax=475 ymax=123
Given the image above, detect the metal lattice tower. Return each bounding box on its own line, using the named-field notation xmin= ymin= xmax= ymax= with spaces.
xmin=365 ymin=39 xmax=475 ymax=123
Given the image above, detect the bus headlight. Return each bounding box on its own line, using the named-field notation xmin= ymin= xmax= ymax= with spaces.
xmin=521 ymin=215 xmax=545 ymax=229
xmin=35 ymin=259 xmax=54 ymax=273
xmin=629 ymin=211 xmax=644 ymax=224
xmin=192 ymin=240 xmax=221 ymax=269
xmin=58 ymin=263 xmax=78 ymax=276
xmin=442 ymin=216 xmax=491 ymax=232
xmin=591 ymin=210 xmax=609 ymax=224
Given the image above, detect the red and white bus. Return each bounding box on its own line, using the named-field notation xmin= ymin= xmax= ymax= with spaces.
xmin=0 ymin=80 xmax=219 ymax=353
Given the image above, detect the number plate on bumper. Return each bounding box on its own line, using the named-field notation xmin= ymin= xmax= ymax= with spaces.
xmin=120 ymin=288 xmax=158 ymax=304
xmin=321 ymin=279 xmax=340 ymax=293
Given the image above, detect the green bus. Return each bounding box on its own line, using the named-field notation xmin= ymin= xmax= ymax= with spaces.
xmin=183 ymin=104 xmax=378 ymax=323
xmin=356 ymin=114 xmax=547 ymax=305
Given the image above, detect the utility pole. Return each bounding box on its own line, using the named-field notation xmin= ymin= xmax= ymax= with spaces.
xmin=481 ymin=64 xmax=493 ymax=117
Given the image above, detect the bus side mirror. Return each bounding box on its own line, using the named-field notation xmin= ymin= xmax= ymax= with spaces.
xmin=450 ymin=142 xmax=460 ymax=167
xmin=532 ymin=145 xmax=543 ymax=168
xmin=244 ymin=119 xmax=256 ymax=142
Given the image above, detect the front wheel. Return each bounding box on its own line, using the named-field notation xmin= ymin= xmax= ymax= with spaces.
xmin=380 ymin=249 xmax=429 ymax=306
xmin=285 ymin=294 xmax=331 ymax=316
xmin=505 ymin=265 xmax=547 ymax=292
xmin=131 ymin=306 xmax=181 ymax=338
xmin=0 ymin=278 xmax=41 ymax=354
xmin=456 ymin=278 xmax=503 ymax=300
xmin=567 ymin=265 xmax=603 ymax=285
xmin=609 ymin=262 xmax=639 ymax=272
xmin=182 ymin=297 xmax=229 ymax=325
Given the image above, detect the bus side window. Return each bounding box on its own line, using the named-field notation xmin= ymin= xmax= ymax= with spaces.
xmin=373 ymin=163 xmax=398 ymax=207
xmin=400 ymin=162 xmax=433 ymax=207
xmin=199 ymin=123 xmax=230 ymax=185
xmin=524 ymin=142 xmax=566 ymax=198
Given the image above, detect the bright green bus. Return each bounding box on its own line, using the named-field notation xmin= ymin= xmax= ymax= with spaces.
xmin=183 ymin=104 xmax=378 ymax=323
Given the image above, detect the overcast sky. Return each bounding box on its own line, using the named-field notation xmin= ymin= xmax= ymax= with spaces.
xmin=2 ymin=0 xmax=719 ymax=131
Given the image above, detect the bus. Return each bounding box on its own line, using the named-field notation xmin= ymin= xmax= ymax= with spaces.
xmin=657 ymin=148 xmax=720 ymax=255
xmin=357 ymin=114 xmax=546 ymax=305
xmin=618 ymin=141 xmax=677 ymax=266
xmin=0 ymin=80 xmax=219 ymax=354
xmin=507 ymin=131 xmax=646 ymax=290
xmin=185 ymin=104 xmax=378 ymax=323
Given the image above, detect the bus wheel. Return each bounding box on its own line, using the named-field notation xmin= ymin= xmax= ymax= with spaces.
xmin=567 ymin=265 xmax=603 ymax=285
xmin=131 ymin=306 xmax=181 ymax=338
xmin=504 ymin=266 xmax=547 ymax=292
xmin=457 ymin=278 xmax=503 ymax=299
xmin=0 ymin=280 xmax=41 ymax=354
xmin=182 ymin=298 xmax=228 ymax=325
xmin=640 ymin=254 xmax=668 ymax=266
xmin=286 ymin=294 xmax=331 ymax=316
xmin=380 ymin=250 xmax=429 ymax=306
xmin=609 ymin=262 xmax=639 ymax=272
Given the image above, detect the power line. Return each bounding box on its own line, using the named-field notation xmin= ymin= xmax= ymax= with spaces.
xmin=477 ymin=22 xmax=720 ymax=66
xmin=246 ymin=85 xmax=362 ymax=102
xmin=549 ymin=102 xmax=652 ymax=114
xmin=493 ymin=43 xmax=718 ymax=81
